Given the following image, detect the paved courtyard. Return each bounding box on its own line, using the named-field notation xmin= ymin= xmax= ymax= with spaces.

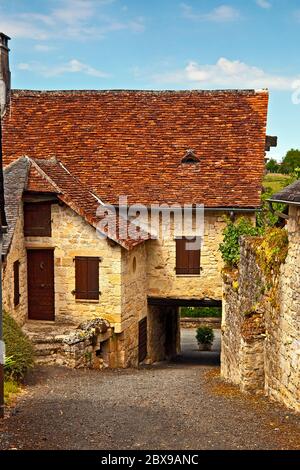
xmin=0 ymin=329 xmax=299 ymax=450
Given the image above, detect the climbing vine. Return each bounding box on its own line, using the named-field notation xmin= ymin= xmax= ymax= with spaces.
xmin=219 ymin=217 xmax=264 ymax=268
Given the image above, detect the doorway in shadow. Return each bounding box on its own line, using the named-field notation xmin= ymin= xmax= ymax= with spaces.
xmin=173 ymin=328 xmax=221 ymax=366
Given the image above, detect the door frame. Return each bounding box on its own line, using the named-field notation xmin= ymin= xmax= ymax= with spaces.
xmin=27 ymin=248 xmax=55 ymax=321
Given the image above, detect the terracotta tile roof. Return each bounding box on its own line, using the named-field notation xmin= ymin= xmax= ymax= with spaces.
xmin=269 ymin=180 xmax=300 ymax=205
xmin=2 ymin=157 xmax=29 ymax=256
xmin=2 ymin=89 xmax=269 ymax=208
xmin=26 ymin=164 xmax=59 ymax=193
xmin=27 ymin=158 xmax=150 ymax=250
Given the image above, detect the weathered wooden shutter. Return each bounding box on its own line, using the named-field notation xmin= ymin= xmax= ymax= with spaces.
xmin=75 ymin=257 xmax=99 ymax=300
xmin=13 ymin=260 xmax=20 ymax=306
xmin=24 ymin=202 xmax=52 ymax=237
xmin=176 ymin=237 xmax=201 ymax=275
xmin=176 ymin=238 xmax=188 ymax=275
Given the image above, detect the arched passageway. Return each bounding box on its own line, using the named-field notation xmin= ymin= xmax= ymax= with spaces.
xmin=146 ymin=297 xmax=222 ymax=366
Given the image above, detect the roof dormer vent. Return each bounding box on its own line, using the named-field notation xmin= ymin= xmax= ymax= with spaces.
xmin=181 ymin=149 xmax=199 ymax=164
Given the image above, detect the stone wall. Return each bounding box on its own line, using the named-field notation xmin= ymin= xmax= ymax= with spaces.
xmin=180 ymin=317 xmax=222 ymax=329
xmin=119 ymin=243 xmax=148 ymax=367
xmin=147 ymin=212 xmax=227 ymax=301
xmin=25 ymin=202 xmax=123 ymax=327
xmin=147 ymin=212 xmax=256 ymax=301
xmin=147 ymin=305 xmax=180 ymax=363
xmin=2 ymin=204 xmax=27 ymax=325
xmin=221 ymin=221 xmax=300 ymax=413
xmin=264 ymin=206 xmax=300 ymax=410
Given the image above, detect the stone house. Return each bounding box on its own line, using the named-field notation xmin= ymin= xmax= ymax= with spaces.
xmin=221 ymin=182 xmax=300 ymax=413
xmin=0 ymin=33 xmax=271 ymax=368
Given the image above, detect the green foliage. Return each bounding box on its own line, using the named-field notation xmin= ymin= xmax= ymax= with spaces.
xmin=219 ymin=217 xmax=263 ymax=268
xmin=3 ymin=311 xmax=34 ymax=380
xmin=263 ymin=173 xmax=293 ymax=194
xmin=196 ymin=326 xmax=214 ymax=345
xmin=180 ymin=307 xmax=222 ymax=318
xmin=255 ymin=228 xmax=289 ymax=280
xmin=257 ymin=186 xmax=286 ymax=228
xmin=281 ymin=149 xmax=300 ymax=174
xmin=266 ymin=159 xmax=280 ymax=174
xmin=4 ymin=380 xmax=20 ymax=405
xmin=4 ymin=355 xmax=16 ymax=370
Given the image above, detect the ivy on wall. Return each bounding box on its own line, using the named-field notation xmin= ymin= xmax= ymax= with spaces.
xmin=219 ymin=217 xmax=264 ymax=268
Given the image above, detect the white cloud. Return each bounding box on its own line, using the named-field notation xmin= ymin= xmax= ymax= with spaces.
xmin=181 ymin=3 xmax=240 ymax=22
xmin=256 ymin=0 xmax=272 ymax=9
xmin=34 ymin=44 xmax=56 ymax=52
xmin=151 ymin=57 xmax=300 ymax=91
xmin=17 ymin=59 xmax=110 ymax=79
xmin=0 ymin=0 xmax=144 ymax=41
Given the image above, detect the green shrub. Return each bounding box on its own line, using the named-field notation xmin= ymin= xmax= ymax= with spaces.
xmin=4 ymin=380 xmax=20 ymax=404
xmin=3 ymin=311 xmax=34 ymax=380
xmin=180 ymin=307 xmax=222 ymax=318
xmin=219 ymin=217 xmax=263 ymax=268
xmin=196 ymin=326 xmax=214 ymax=345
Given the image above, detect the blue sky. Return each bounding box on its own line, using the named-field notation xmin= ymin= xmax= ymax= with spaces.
xmin=1 ymin=0 xmax=300 ymax=160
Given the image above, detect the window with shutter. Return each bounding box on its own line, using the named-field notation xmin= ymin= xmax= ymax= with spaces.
xmin=176 ymin=237 xmax=201 ymax=275
xmin=13 ymin=260 xmax=20 ymax=306
xmin=24 ymin=202 xmax=52 ymax=237
xmin=75 ymin=257 xmax=100 ymax=300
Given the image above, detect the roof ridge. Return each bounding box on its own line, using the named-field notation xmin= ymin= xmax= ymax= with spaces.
xmin=11 ymin=88 xmax=268 ymax=95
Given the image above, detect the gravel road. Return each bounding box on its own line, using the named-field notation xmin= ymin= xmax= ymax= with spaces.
xmin=0 ymin=329 xmax=299 ymax=450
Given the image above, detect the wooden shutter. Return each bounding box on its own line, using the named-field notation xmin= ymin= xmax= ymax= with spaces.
xmin=13 ymin=260 xmax=20 ymax=306
xmin=176 ymin=237 xmax=201 ymax=275
xmin=24 ymin=202 xmax=52 ymax=237
xmin=75 ymin=257 xmax=99 ymax=300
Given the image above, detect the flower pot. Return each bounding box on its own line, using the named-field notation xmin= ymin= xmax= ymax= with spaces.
xmin=198 ymin=342 xmax=212 ymax=351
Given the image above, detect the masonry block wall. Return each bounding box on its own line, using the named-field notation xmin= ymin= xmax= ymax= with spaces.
xmin=25 ymin=202 xmax=123 ymax=326
xmin=265 ymin=206 xmax=300 ymax=410
xmin=146 ymin=212 xmax=229 ymax=301
xmin=222 ymin=230 xmax=300 ymax=413
xmin=2 ymin=204 xmax=27 ymax=325
xmin=120 ymin=244 xmax=148 ymax=367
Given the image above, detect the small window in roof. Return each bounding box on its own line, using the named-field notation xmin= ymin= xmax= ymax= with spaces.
xmin=181 ymin=149 xmax=199 ymax=164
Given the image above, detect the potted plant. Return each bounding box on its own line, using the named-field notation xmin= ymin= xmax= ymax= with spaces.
xmin=196 ymin=326 xmax=214 ymax=351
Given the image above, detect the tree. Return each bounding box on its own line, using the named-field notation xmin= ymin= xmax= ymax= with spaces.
xmin=281 ymin=149 xmax=300 ymax=174
xmin=266 ymin=158 xmax=280 ymax=174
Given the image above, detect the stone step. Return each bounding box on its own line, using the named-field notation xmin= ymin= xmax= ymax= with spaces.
xmin=33 ymin=342 xmax=62 ymax=354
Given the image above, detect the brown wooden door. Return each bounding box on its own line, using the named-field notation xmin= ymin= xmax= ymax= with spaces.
xmin=27 ymin=249 xmax=55 ymax=321
xmin=138 ymin=317 xmax=148 ymax=363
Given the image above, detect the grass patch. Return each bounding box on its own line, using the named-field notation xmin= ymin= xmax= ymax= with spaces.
xmin=263 ymin=173 xmax=293 ymax=194
xmin=180 ymin=307 xmax=222 ymax=318
xmin=4 ymin=380 xmax=20 ymax=405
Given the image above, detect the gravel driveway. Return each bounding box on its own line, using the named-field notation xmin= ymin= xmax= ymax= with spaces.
xmin=0 ymin=329 xmax=299 ymax=450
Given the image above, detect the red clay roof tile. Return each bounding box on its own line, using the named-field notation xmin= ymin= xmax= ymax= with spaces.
xmin=28 ymin=158 xmax=150 ymax=250
xmin=2 ymin=89 xmax=269 ymax=208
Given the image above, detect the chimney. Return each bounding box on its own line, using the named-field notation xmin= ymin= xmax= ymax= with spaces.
xmin=0 ymin=33 xmax=11 ymax=116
